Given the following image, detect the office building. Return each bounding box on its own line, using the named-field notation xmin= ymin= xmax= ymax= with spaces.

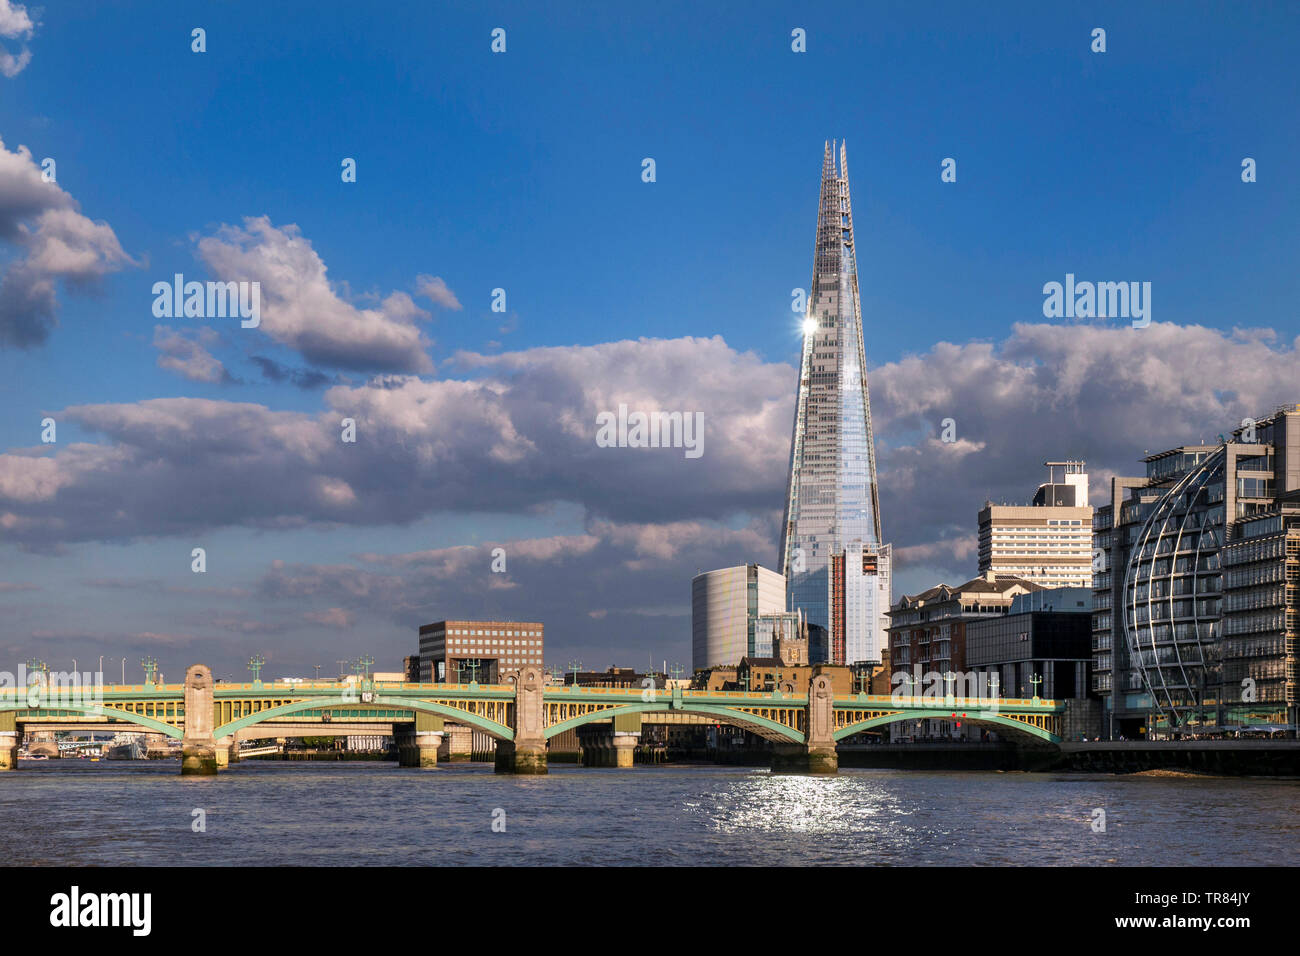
xmin=1092 ymin=404 xmax=1300 ymax=737
xmin=831 ymin=541 xmax=891 ymax=665
xmin=417 ymin=619 xmax=545 ymax=683
xmin=691 ymin=564 xmax=785 ymax=669
xmin=965 ymin=587 xmax=1093 ymax=700
xmin=779 ymin=141 xmax=891 ymax=662
xmin=978 ymin=461 xmax=1094 ymax=589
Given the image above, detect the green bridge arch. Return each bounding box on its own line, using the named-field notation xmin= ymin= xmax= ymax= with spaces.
xmin=832 ymin=709 xmax=1060 ymax=744
xmin=0 ymin=702 xmax=184 ymax=739
xmin=544 ymin=702 xmax=806 ymax=744
xmin=214 ymin=694 xmax=515 ymax=742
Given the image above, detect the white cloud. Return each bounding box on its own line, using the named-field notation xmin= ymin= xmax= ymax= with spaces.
xmin=0 ymin=0 xmax=34 ymax=78
xmin=415 ymin=274 xmax=462 ymax=310
xmin=153 ymin=326 xmax=228 ymax=384
xmin=0 ymin=139 xmax=136 ymax=346
xmin=196 ymin=216 xmax=434 ymax=372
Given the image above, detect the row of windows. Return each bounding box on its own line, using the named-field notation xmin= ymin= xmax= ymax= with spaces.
xmin=449 ymin=638 xmax=543 ymax=647
xmin=1222 ymin=536 xmax=1289 ymax=566
xmin=1223 ymin=610 xmax=1286 ymax=635
xmin=1222 ymin=585 xmax=1287 ymax=612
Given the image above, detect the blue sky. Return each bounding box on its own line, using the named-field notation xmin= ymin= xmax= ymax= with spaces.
xmin=1 ymin=1 xmax=1298 ymax=679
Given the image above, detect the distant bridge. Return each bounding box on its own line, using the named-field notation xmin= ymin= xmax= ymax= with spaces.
xmin=0 ymin=665 xmax=1063 ymax=775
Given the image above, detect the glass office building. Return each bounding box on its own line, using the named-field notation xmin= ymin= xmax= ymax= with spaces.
xmin=1093 ymin=405 xmax=1300 ymax=737
xmin=779 ymin=141 xmax=887 ymax=662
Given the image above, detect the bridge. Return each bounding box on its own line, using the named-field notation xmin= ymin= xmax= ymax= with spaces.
xmin=0 ymin=665 xmax=1064 ymax=775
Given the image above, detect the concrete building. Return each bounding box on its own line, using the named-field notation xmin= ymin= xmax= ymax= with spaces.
xmin=691 ymin=564 xmax=785 ymax=669
xmin=965 ymin=587 xmax=1093 ymax=701
xmin=978 ymin=461 xmax=1094 ymax=589
xmin=417 ymin=620 xmax=545 ymax=683
xmin=780 ymin=142 xmax=893 ymax=664
xmin=1092 ymin=404 xmax=1300 ymax=738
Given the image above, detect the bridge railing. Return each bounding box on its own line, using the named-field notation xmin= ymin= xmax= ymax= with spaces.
xmin=833 ymin=693 xmax=1058 ymax=709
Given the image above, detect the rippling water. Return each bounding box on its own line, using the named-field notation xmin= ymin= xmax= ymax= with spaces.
xmin=3 ymin=761 xmax=1296 ymax=866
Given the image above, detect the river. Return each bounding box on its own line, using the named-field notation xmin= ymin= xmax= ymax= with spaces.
xmin=3 ymin=760 xmax=1295 ymax=866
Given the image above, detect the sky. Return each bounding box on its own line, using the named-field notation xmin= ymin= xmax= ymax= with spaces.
xmin=0 ymin=1 xmax=1298 ymax=681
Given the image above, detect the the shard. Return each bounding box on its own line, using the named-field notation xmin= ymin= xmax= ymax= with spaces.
xmin=779 ymin=141 xmax=889 ymax=665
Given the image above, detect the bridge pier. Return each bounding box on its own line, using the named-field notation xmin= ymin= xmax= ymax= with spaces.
xmin=0 ymin=713 xmax=16 ymax=770
xmin=396 ymin=713 xmax=445 ymax=767
xmin=0 ymin=731 xmax=17 ymax=770
xmin=438 ymin=724 xmax=473 ymax=762
xmin=216 ymin=736 xmax=240 ymax=768
xmin=771 ymin=673 xmax=838 ymax=775
xmin=180 ymin=664 xmax=218 ymax=775
xmin=577 ymin=715 xmax=640 ymax=768
xmin=496 ymin=666 xmax=547 ymax=774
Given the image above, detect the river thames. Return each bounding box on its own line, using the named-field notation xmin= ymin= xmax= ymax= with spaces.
xmin=2 ymin=761 xmax=1295 ymax=866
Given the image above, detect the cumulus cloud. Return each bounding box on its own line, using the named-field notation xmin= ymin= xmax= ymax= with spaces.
xmin=3 ymin=323 xmax=1299 ymax=595
xmin=260 ymin=518 xmax=774 ymax=650
xmin=196 ymin=216 xmax=435 ymax=372
xmin=153 ymin=325 xmax=230 ymax=384
xmin=415 ymin=274 xmax=462 ymax=310
xmin=0 ymin=0 xmax=34 ymax=78
xmin=0 ymin=335 xmax=793 ymax=546
xmin=0 ymin=138 xmax=136 ymax=346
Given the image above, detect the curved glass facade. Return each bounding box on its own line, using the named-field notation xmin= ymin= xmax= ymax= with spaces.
xmin=1121 ymin=448 xmax=1225 ymax=729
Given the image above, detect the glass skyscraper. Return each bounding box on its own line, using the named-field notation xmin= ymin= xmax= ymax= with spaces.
xmin=779 ymin=141 xmax=887 ymax=663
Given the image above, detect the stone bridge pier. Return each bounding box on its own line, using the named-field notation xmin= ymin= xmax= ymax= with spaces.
xmin=438 ymin=724 xmax=473 ymax=762
xmin=396 ymin=713 xmax=444 ymax=767
xmin=577 ymin=712 xmax=641 ymax=767
xmin=495 ymin=666 xmax=547 ymax=774
xmin=771 ymin=673 xmax=838 ymax=774
xmin=0 ymin=711 xmax=17 ymax=771
xmin=180 ymin=664 xmax=218 ymax=775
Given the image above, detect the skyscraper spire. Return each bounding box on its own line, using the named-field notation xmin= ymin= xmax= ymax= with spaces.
xmin=779 ymin=141 xmax=887 ymax=664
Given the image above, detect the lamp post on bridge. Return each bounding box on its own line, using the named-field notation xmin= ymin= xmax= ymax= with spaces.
xmin=942 ymin=670 xmax=957 ymax=702
xmin=1030 ymin=674 xmax=1043 ymax=703
xmin=669 ymin=663 xmax=685 ymax=687
xmin=900 ymin=672 xmax=917 ymax=700
xmin=567 ymin=660 xmax=583 ymax=688
xmin=355 ymin=655 xmax=374 ymax=682
xmin=853 ymin=664 xmax=872 ymax=697
xmin=141 ymin=656 xmax=158 ymax=687
xmin=465 ymin=659 xmax=482 ymax=688
xmin=248 ymin=654 xmax=266 ymax=688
